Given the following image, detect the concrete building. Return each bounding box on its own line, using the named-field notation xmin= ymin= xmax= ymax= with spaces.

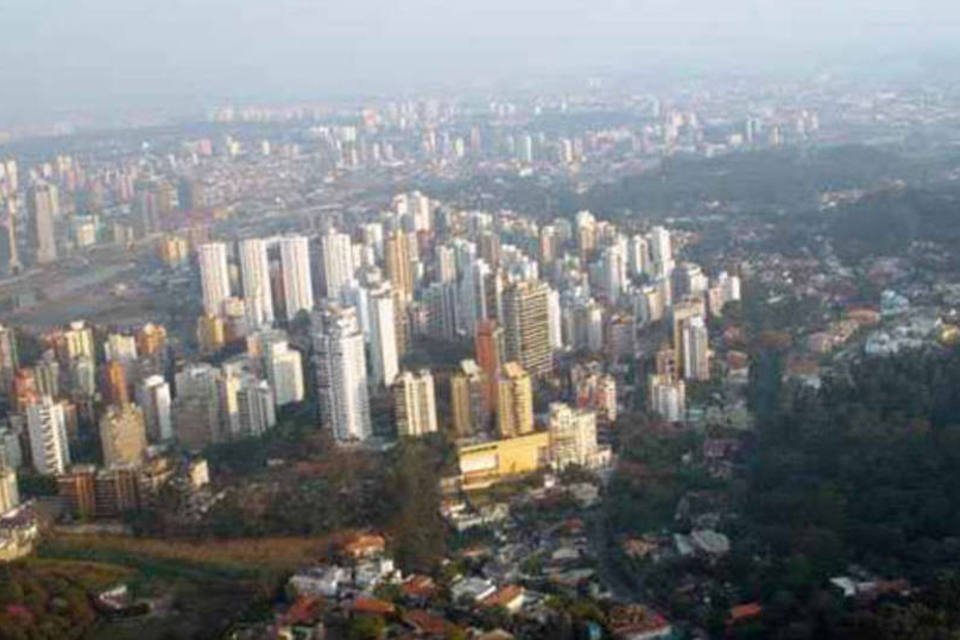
xmin=503 ymin=279 xmax=553 ymax=377
xmin=27 ymin=181 xmax=59 ymax=265
xmin=198 ymin=242 xmax=231 ymax=316
xmin=393 ymin=369 xmax=438 ymax=437
xmin=457 ymin=431 xmax=550 ymax=490
xmin=26 ymin=396 xmax=70 ymax=475
xmin=451 ymin=359 xmax=489 ymax=438
xmin=99 ymin=404 xmax=148 ymax=468
xmin=238 ymin=237 xmax=275 ymax=327
xmin=137 ymin=375 xmax=173 ymax=442
xmin=649 ymin=374 xmax=686 ymax=422
xmin=547 ymin=403 xmax=606 ymax=470
xmin=312 ymin=305 xmax=371 ymax=443
xmin=681 ymin=315 xmax=711 ymax=381
xmin=174 ymin=363 xmax=224 ymax=450
xmin=0 ymin=324 xmax=19 ymax=395
xmin=279 ymin=235 xmax=314 ymax=320
xmin=319 ymin=228 xmax=355 ymax=301
xmin=497 ymin=362 xmax=534 ymax=439
xmin=266 ymin=341 xmax=304 ymax=407
xmin=0 ymin=466 xmax=18 ymax=514
xmin=367 ymin=283 xmax=399 ymax=387
xmin=236 ymin=377 xmax=276 ymax=437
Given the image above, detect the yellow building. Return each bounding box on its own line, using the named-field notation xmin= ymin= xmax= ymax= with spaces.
xmin=196 ymin=314 xmax=225 ymax=354
xmin=157 ymin=235 xmax=190 ymax=267
xmin=457 ymin=431 xmax=550 ymax=490
xmin=497 ymin=362 xmax=533 ymax=438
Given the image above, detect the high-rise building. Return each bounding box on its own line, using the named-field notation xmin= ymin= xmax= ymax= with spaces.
xmin=451 ymin=359 xmax=488 ymax=438
xmin=137 ymin=375 xmax=173 ymax=442
xmin=671 ymin=262 xmax=708 ymax=301
xmin=103 ymin=360 xmax=129 ymax=406
xmin=671 ymin=296 xmax=706 ymax=378
xmin=548 ymin=403 xmax=600 ymax=470
xmin=198 ymin=242 xmax=231 ymax=316
xmin=319 ymin=229 xmax=355 ymax=302
xmin=649 ymin=373 xmax=686 ymax=422
xmin=34 ymin=354 xmax=59 ymax=399
xmin=311 ymin=305 xmax=371 ymax=443
xmin=435 ymin=245 xmax=457 ymax=284
xmin=502 ymin=280 xmax=553 ymax=377
xmin=681 ymin=316 xmax=711 ymax=381
xmin=104 ymin=333 xmax=138 ymax=365
xmin=279 ymin=235 xmax=314 ymax=320
xmin=27 ymin=181 xmax=59 ymax=265
xmin=136 ymin=323 xmax=168 ymax=358
xmin=0 ymin=324 xmax=19 ymax=396
xmin=425 ymin=281 xmax=459 ymax=340
xmin=648 ymin=226 xmax=674 ymax=279
xmin=479 ymin=232 xmax=501 ymax=269
xmin=367 ymin=283 xmax=399 ymax=387
xmin=575 ymin=210 xmax=597 ymax=263
xmin=99 ymin=404 xmax=147 ymax=468
xmin=266 ymin=341 xmax=304 ymax=407
xmin=475 ymin=320 xmax=504 ymax=415
xmin=58 ymin=320 xmax=94 ymax=362
xmin=236 ymin=377 xmax=276 ymax=437
xmin=393 ymin=369 xmax=438 ymax=437
xmin=239 ymin=238 xmax=275 ymax=327
xmin=196 ymin=314 xmax=226 ymax=354
xmin=0 ymin=465 xmax=18 ymax=514
xmin=26 ymin=395 xmax=70 ymax=475
xmin=174 ymin=363 xmax=224 ymax=450
xmin=384 ymin=231 xmax=413 ymax=299
xmin=497 ymin=362 xmax=534 ymax=439
xmin=0 ymin=196 xmax=21 ymax=274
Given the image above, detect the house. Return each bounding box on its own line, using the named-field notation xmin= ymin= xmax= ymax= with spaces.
xmin=450 ymin=576 xmax=496 ymax=603
xmin=403 ymin=609 xmax=449 ymax=636
xmin=400 ymin=574 xmax=438 ymax=603
xmin=289 ymin=566 xmax=350 ymax=597
xmin=727 ymin=602 xmax=762 ymax=627
xmin=354 ymin=557 xmax=398 ymax=591
xmin=608 ymin=605 xmax=673 ymax=640
xmin=344 ymin=533 xmax=387 ymax=559
xmin=350 ymin=596 xmax=396 ymax=617
xmin=480 ymin=585 xmax=525 ymax=613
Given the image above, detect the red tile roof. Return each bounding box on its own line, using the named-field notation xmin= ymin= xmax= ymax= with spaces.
xmin=404 ymin=609 xmax=448 ymax=635
xmin=351 ymin=597 xmax=396 ymax=616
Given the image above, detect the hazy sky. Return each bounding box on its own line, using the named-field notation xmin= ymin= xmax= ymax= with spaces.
xmin=1 ymin=0 xmax=959 ymax=125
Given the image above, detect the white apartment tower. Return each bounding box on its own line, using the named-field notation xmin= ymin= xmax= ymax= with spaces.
xmin=311 ymin=305 xmax=372 ymax=443
xmin=279 ymin=235 xmax=314 ymax=320
xmin=136 ymin=374 xmax=173 ymax=442
xmin=266 ymin=341 xmax=304 ymax=406
xmin=26 ymin=396 xmax=70 ymax=475
xmin=367 ymin=283 xmax=399 ymax=387
xmin=198 ymin=242 xmax=231 ymax=316
xmin=239 ymin=237 xmax=275 ymax=327
xmin=319 ymin=228 xmax=355 ymax=302
xmin=393 ymin=369 xmax=438 ymax=437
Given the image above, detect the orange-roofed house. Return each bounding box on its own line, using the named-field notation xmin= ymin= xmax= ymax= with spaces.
xmin=350 ymin=597 xmax=396 ymax=617
xmin=480 ymin=584 xmax=525 ymax=613
xmin=401 ymin=574 xmax=438 ymax=602
xmin=727 ymin=602 xmax=763 ymax=627
xmin=344 ymin=533 xmax=387 ymax=559
xmin=403 ymin=609 xmax=449 ymax=636
xmin=609 ymin=604 xmax=672 ymax=640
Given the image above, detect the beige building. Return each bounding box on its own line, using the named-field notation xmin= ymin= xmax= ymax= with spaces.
xmin=451 ymin=359 xmax=488 ymax=437
xmin=502 ymin=280 xmax=553 ymax=377
xmin=393 ymin=369 xmax=438 ymax=437
xmin=99 ymin=404 xmax=148 ymax=468
xmin=497 ymin=362 xmax=534 ymax=439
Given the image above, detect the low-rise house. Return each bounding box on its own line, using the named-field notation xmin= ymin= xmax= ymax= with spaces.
xmin=289 ymin=566 xmax=350 ymax=598
xmin=450 ymin=576 xmax=497 ymax=604
xmin=480 ymin=585 xmax=525 ymax=613
xmin=608 ymin=604 xmax=673 ymax=640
